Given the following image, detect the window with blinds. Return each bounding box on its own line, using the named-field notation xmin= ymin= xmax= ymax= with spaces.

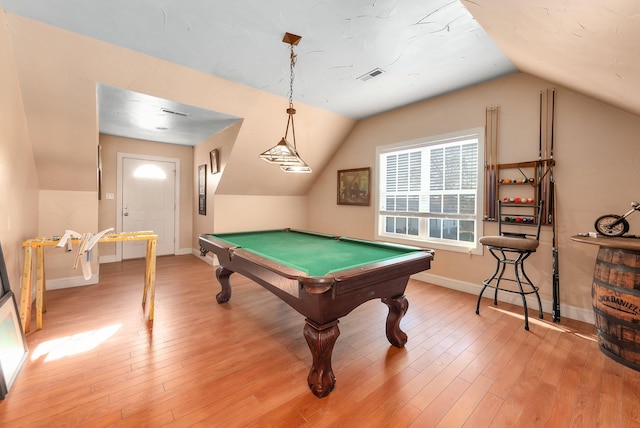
xmin=376 ymin=129 xmax=484 ymax=254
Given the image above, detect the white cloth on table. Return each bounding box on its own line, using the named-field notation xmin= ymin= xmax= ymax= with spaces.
xmin=56 ymin=228 xmax=114 ymax=279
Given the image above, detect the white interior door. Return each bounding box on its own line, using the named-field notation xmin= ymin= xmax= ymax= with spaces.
xmin=121 ymin=157 xmax=176 ymax=259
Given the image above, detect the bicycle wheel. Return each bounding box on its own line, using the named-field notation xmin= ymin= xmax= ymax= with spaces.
xmin=594 ymin=214 xmax=629 ymax=237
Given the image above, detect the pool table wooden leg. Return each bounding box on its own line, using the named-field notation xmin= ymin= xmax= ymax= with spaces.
xmin=382 ymin=294 xmax=409 ymax=347
xmin=303 ymin=319 xmax=340 ymax=398
xmin=215 ymin=266 xmax=233 ymax=303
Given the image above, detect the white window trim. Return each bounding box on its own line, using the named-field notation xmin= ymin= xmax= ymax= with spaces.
xmin=375 ymin=127 xmax=485 ymax=255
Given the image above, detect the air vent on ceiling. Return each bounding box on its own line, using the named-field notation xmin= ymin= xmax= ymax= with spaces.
xmin=357 ymin=68 xmax=385 ymax=82
xmin=160 ymin=108 xmax=187 ymax=117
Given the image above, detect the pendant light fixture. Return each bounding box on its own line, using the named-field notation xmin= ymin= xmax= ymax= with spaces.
xmin=259 ymin=32 xmax=311 ymax=173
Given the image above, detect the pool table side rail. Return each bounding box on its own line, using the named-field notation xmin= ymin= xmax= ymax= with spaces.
xmin=201 ymin=234 xmax=309 ymax=278
xmin=200 ymin=234 xmax=310 ymax=298
xmin=199 ymin=234 xmax=434 ymax=323
xmin=337 ymin=235 xmax=434 ymax=252
xmin=208 ymin=228 xmax=337 ymax=244
xmin=322 ymin=250 xmax=433 ymax=297
xmin=199 ymin=233 xmax=434 ymax=296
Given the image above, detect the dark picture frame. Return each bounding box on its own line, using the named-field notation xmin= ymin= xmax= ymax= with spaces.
xmin=0 ymin=244 xmax=9 ymax=299
xmin=198 ymin=164 xmax=207 ymax=215
xmin=337 ymin=167 xmax=371 ymax=206
xmin=0 ymin=242 xmax=28 ymax=399
xmin=210 ymin=149 xmax=220 ymax=174
xmin=97 ymin=144 xmax=103 ymax=200
xmin=0 ymin=292 xmax=28 ymax=399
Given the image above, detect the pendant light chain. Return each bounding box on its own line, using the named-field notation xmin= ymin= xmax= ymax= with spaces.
xmin=289 ymin=44 xmax=297 ymax=108
xmin=258 ymin=32 xmax=311 ymax=173
xmin=288 ymin=43 xmax=297 ymax=149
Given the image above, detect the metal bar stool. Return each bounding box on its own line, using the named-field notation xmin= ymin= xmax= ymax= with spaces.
xmin=476 ymin=201 xmax=544 ymax=330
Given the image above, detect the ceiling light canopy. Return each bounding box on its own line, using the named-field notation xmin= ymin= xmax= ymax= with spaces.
xmin=259 ymin=32 xmax=311 ymax=173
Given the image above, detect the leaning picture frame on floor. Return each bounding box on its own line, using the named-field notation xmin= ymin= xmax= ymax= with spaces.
xmin=0 ymin=289 xmax=28 ymax=399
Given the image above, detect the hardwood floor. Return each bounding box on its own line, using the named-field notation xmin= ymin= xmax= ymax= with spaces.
xmin=1 ymin=255 xmax=639 ymax=427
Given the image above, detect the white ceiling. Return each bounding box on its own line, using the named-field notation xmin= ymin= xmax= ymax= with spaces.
xmin=97 ymin=83 xmax=241 ymax=146
xmin=2 ymin=1 xmax=640 ymax=148
xmin=0 ymin=0 xmax=517 ymax=146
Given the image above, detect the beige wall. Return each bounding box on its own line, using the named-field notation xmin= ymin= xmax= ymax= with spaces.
xmin=6 ymin=6 xmax=640 ymax=324
xmin=191 ymin=122 xmax=238 ymax=250
xmin=307 ymin=72 xmax=640 ymax=323
xmin=197 ymin=194 xmax=308 ymax=265
xmin=212 ymin=195 xmax=307 ymax=233
xmin=0 ymin=10 xmax=39 ymax=298
xmin=98 ymin=134 xmax=194 ymax=257
xmin=38 ymin=190 xmax=99 ymax=288
xmin=192 ymin=121 xmax=308 ymax=257
xmin=6 ymin=13 xmax=355 ymax=199
xmin=4 ymin=13 xmax=352 ymax=285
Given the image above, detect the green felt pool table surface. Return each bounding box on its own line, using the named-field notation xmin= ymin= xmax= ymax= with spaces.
xmin=209 ymin=229 xmax=423 ymax=277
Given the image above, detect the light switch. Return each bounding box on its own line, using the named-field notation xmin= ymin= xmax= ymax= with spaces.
xmin=106 ymin=193 xmax=115 ymax=200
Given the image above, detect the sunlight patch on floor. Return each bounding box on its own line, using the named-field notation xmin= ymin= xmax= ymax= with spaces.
xmin=574 ymin=332 xmax=598 ymax=342
xmin=487 ymin=306 xmax=596 ymax=340
xmin=30 ymin=324 xmax=122 ymax=362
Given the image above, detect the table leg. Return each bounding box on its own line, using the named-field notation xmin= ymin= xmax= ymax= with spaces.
xmin=215 ymin=266 xmax=233 ymax=303
xmin=382 ymin=294 xmax=409 ymax=348
xmin=143 ymin=238 xmax=157 ymax=324
xmin=303 ymin=319 xmax=340 ymax=398
xmin=142 ymin=239 xmax=151 ymax=307
xmin=19 ymin=245 xmax=33 ymax=333
xmin=36 ymin=245 xmax=45 ymax=330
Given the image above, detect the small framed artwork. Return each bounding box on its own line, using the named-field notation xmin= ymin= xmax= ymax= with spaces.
xmin=210 ymin=149 xmax=220 ymax=174
xmin=337 ymin=167 xmax=371 ymax=206
xmin=198 ymin=164 xmax=207 ymax=215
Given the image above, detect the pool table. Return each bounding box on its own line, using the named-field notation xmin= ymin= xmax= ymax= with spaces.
xmin=198 ymin=228 xmax=434 ymax=397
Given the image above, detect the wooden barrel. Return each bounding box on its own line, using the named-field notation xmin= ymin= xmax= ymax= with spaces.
xmin=592 ymin=246 xmax=640 ymax=371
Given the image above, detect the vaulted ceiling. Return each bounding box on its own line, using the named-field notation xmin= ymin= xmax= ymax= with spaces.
xmin=465 ymin=0 xmax=640 ymax=119
xmin=1 ymin=0 xmax=517 ymax=147
xmin=1 ymin=0 xmax=639 ymax=194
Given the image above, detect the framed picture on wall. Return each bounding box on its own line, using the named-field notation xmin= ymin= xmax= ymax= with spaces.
xmin=198 ymin=164 xmax=207 ymax=215
xmin=97 ymin=144 xmax=103 ymax=200
xmin=210 ymin=149 xmax=220 ymax=174
xmin=337 ymin=167 xmax=371 ymax=206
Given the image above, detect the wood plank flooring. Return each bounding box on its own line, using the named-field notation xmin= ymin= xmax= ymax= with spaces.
xmin=1 ymin=255 xmax=639 ymax=427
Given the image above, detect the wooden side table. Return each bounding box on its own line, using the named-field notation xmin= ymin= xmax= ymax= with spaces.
xmin=20 ymin=231 xmax=158 ymax=333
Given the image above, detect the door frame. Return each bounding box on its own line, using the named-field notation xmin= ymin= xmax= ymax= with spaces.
xmin=116 ymin=152 xmax=181 ymax=261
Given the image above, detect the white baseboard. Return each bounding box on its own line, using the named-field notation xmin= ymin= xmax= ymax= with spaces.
xmin=412 ymin=272 xmax=594 ymax=325
xmin=192 ymin=248 xmax=217 ymax=266
xmin=46 ymin=273 xmax=99 ymax=290
xmin=100 ymin=247 xmax=193 ymax=264
xmin=99 ymin=250 xmax=593 ymax=325
xmin=99 ymin=255 xmax=119 ymax=264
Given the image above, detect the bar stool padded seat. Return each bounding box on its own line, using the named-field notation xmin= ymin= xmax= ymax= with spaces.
xmin=479 ymin=235 xmax=539 ymax=252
